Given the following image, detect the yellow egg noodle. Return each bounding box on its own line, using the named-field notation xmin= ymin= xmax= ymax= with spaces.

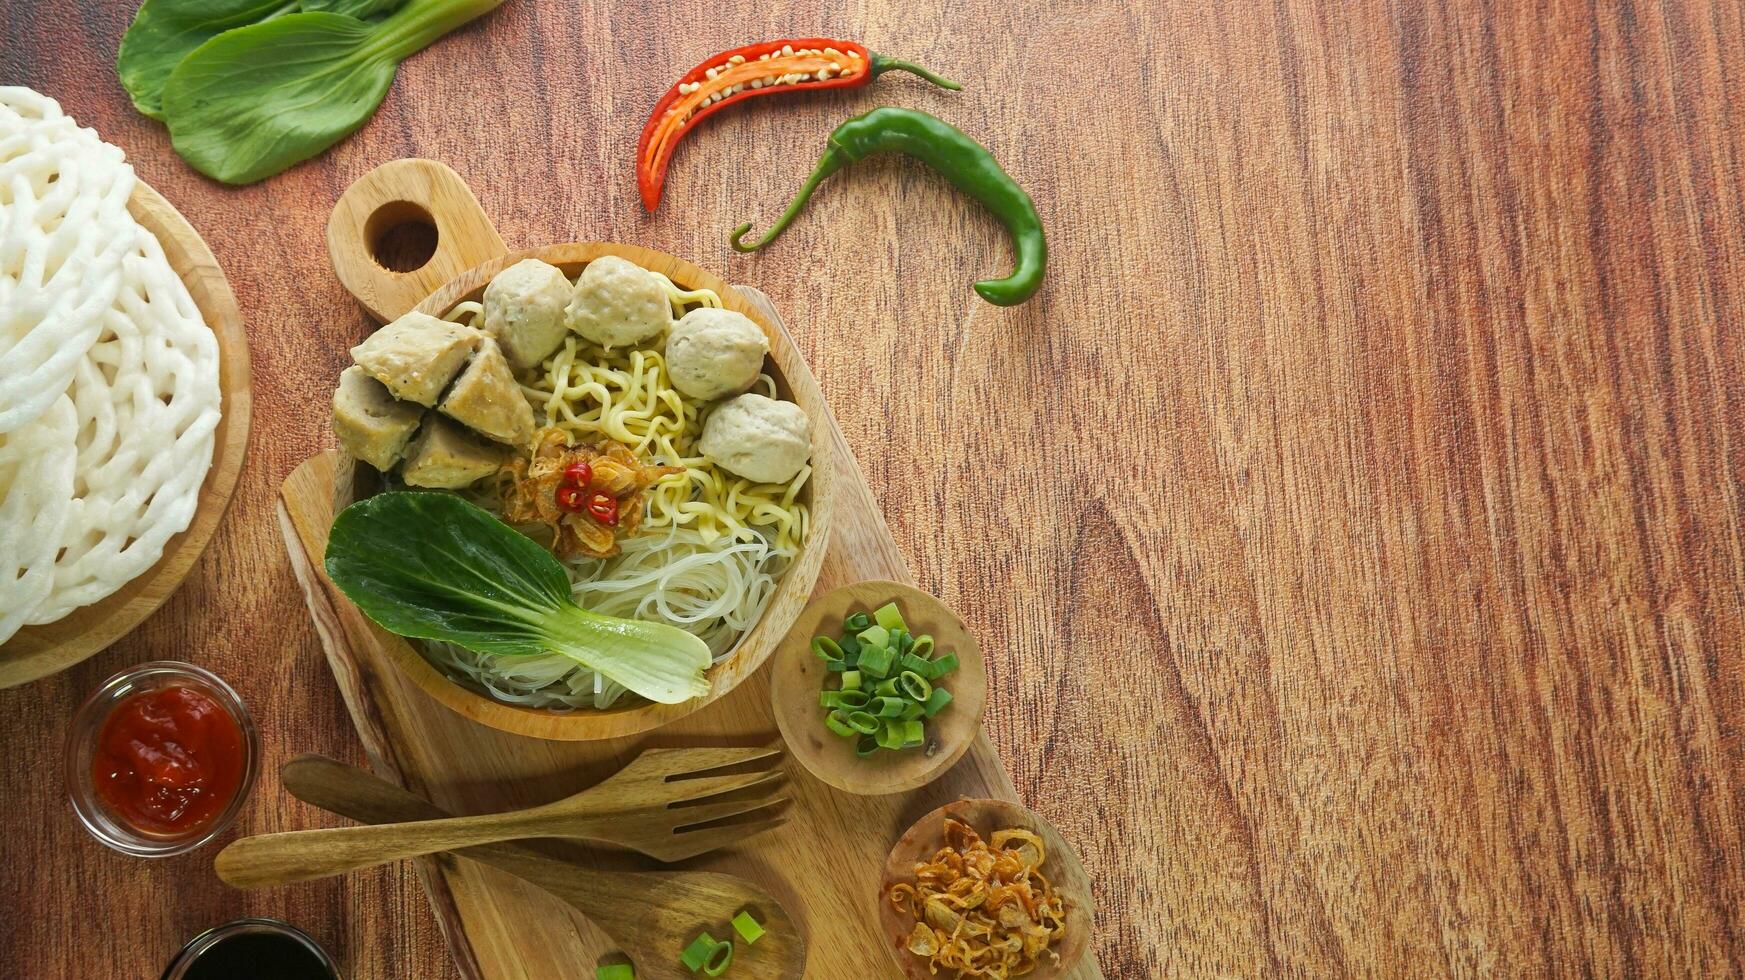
xmin=426 ymin=269 xmax=809 ymax=709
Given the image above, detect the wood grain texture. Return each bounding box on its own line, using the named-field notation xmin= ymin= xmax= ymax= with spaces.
xmin=0 ymin=182 xmax=252 ymax=687
xmin=2 ymin=0 xmax=1742 ymax=977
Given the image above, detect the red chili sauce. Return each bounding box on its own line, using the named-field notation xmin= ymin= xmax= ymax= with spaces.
xmin=92 ymin=686 xmax=244 ymax=835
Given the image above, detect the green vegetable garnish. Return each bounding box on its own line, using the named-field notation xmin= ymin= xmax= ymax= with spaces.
xmin=324 ymin=491 xmax=711 ymax=704
xmin=812 ymin=599 xmax=958 ymax=758
xmin=118 ymin=0 xmax=309 ymax=120
xmin=132 ymin=0 xmax=503 ymax=184
xmin=595 ymin=964 xmax=635 ymax=980
xmin=680 ymin=932 xmax=732 ymax=974
xmin=731 ymin=910 xmax=764 ymax=945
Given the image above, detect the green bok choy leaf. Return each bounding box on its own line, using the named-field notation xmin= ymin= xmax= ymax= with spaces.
xmin=117 ymin=0 xmax=303 ymax=120
xmin=324 ymin=491 xmax=712 ymax=705
xmin=154 ymin=0 xmax=502 ymax=184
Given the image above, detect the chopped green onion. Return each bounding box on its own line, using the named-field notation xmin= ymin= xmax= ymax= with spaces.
xmin=873 ymin=602 xmax=906 ymax=632
xmin=923 ymin=687 xmax=954 ymax=718
xmin=930 ymin=652 xmax=959 ymax=677
xmin=857 ymin=624 xmax=890 ymax=650
xmin=824 ymin=710 xmax=857 ymax=738
xmin=873 ymin=677 xmax=899 ymax=698
xmin=855 ymin=733 xmax=880 ymax=757
xmin=845 ymin=710 xmax=879 ymax=734
xmin=845 ymin=611 xmax=871 ymax=631
xmin=858 ymin=643 xmax=895 ymax=679
xmin=899 ymin=700 xmax=926 ymax=721
xmin=681 ymin=933 xmax=720 ymax=972
xmin=873 ymin=695 xmax=909 ymax=718
xmin=876 ymin=720 xmax=907 ymax=750
xmin=838 ymin=634 xmax=862 ymax=658
xmin=899 ymin=653 xmax=932 ymax=676
xmin=897 ymin=631 xmax=915 ymax=654
xmin=703 ymin=940 xmax=733 ymax=977
xmin=911 ymin=634 xmax=935 ymax=658
xmin=811 ymin=636 xmax=843 ymax=661
xmin=732 ymin=910 xmax=765 ymax=945
xmin=841 ymin=670 xmax=862 ymax=691
xmin=898 ymin=670 xmax=931 ymax=701
xmin=596 ymin=965 xmax=635 ymax=980
xmin=900 ymin=719 xmax=926 ymax=747
xmin=836 ymin=689 xmax=870 ymax=709
xmin=823 ymin=659 xmax=848 ymax=673
xmin=819 ymin=691 xmax=846 ymax=708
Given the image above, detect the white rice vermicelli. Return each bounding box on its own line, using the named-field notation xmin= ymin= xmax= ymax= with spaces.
xmin=0 ymin=86 xmax=221 ymax=634
xmin=0 ymin=87 xmax=135 ymax=434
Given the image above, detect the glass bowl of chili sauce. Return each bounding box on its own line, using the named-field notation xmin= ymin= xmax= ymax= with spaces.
xmin=65 ymin=661 xmax=257 ymax=857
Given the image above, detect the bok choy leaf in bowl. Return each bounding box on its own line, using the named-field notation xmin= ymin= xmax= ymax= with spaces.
xmin=324 ymin=491 xmax=712 ymax=705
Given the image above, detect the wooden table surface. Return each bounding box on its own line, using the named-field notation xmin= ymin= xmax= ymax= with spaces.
xmin=5 ymin=0 xmax=1744 ymax=976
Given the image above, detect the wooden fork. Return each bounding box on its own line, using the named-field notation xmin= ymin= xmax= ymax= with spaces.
xmin=216 ymin=744 xmax=789 ymax=890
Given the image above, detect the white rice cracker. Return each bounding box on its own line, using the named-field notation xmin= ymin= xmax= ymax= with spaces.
xmin=25 ymin=220 xmax=220 ymax=626
xmin=0 ymin=87 xmax=135 ymax=434
xmin=0 ymin=395 xmax=77 ymax=644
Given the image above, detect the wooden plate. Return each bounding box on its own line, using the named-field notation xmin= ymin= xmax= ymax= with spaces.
xmin=879 ymin=798 xmax=1095 ymax=980
xmin=0 ymin=182 xmax=252 ymax=688
xmin=770 ymin=581 xmax=987 ymax=795
xmin=319 ymin=159 xmax=833 ymax=740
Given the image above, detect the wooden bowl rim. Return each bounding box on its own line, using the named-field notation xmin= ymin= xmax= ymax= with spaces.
xmin=0 ymin=182 xmax=252 ymax=688
xmin=770 ymin=580 xmax=987 ymax=795
xmin=877 ymin=797 xmax=1096 ymax=980
xmin=337 ymin=243 xmax=834 ymax=740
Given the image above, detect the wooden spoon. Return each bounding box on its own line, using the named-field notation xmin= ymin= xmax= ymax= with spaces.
xmin=280 ymin=755 xmax=806 ymax=980
xmin=770 ymin=581 xmax=987 ymax=795
xmin=217 ymin=745 xmax=789 ymax=888
xmin=879 ymin=798 xmax=1095 ymax=980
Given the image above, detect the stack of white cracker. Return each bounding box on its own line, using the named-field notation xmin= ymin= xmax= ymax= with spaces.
xmin=0 ymin=87 xmax=221 ymax=647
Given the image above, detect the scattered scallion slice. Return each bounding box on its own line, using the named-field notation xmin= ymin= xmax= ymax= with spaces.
xmin=703 ymin=941 xmax=733 ymax=977
xmin=596 ymin=964 xmax=635 ymax=980
xmin=812 ymin=636 xmax=843 ymax=661
xmin=732 ymin=909 xmax=765 ymax=945
xmin=923 ymin=687 xmax=954 ymax=718
xmin=898 ymin=670 xmax=931 ymax=701
xmin=680 ymin=933 xmax=719 ymax=972
xmin=873 ymin=602 xmax=906 ymax=632
xmin=841 ymin=670 xmax=862 ymax=691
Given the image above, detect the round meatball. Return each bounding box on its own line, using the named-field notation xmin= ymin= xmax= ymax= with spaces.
xmin=565 ymin=255 xmax=672 ymax=349
xmin=699 ymin=393 xmax=810 ymax=484
xmin=666 ymin=308 xmax=770 ymax=401
xmin=483 ymin=258 xmax=571 ymax=371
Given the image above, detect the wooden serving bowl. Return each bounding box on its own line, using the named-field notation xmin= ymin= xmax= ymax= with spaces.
xmin=879 ymin=798 xmax=1095 ymax=980
xmin=770 ymin=581 xmax=986 ymax=795
xmin=0 ymin=182 xmax=251 ymax=688
xmin=318 ymin=159 xmax=833 ymax=740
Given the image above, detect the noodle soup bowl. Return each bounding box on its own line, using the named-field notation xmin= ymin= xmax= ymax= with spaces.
xmin=324 ymin=161 xmax=833 ymax=741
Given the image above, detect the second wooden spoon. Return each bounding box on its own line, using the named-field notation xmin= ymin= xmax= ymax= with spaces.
xmin=278 ymin=755 xmax=806 ymax=980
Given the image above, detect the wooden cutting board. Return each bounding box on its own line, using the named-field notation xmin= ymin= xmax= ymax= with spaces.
xmin=277 ymin=287 xmax=1104 ymax=980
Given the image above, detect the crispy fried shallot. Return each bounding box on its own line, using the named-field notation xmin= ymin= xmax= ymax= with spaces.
xmin=500 ymin=428 xmax=681 ymax=558
xmin=887 ymin=818 xmax=1068 ymax=978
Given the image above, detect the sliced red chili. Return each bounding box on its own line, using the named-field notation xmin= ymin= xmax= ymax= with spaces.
xmin=562 ymin=461 xmax=593 ymax=488
xmin=586 ymin=492 xmax=619 ymax=526
xmin=555 ymin=484 xmax=587 ymax=513
xmin=636 ymin=38 xmax=960 ymax=211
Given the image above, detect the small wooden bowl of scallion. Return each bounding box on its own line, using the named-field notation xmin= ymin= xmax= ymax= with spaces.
xmin=770 ymin=581 xmax=987 ymax=795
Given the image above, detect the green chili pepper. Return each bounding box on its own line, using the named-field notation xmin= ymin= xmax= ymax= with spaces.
xmin=731 ymin=107 xmax=1046 ymax=306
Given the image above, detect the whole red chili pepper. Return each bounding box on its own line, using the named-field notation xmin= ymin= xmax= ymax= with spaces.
xmin=636 ymin=37 xmax=960 ymax=211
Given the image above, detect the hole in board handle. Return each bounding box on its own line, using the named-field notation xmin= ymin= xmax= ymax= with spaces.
xmin=364 ymin=200 xmax=439 ymax=273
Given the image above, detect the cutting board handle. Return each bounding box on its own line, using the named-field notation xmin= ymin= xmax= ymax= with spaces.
xmin=327 ymin=159 xmax=508 ymax=323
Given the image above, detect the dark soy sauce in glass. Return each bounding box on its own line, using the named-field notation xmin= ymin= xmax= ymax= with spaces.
xmin=163 ymin=919 xmax=340 ymax=980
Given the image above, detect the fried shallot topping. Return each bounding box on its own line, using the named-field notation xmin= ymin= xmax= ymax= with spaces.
xmin=500 ymin=428 xmax=681 ymax=559
xmin=887 ymin=818 xmax=1068 ymax=978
